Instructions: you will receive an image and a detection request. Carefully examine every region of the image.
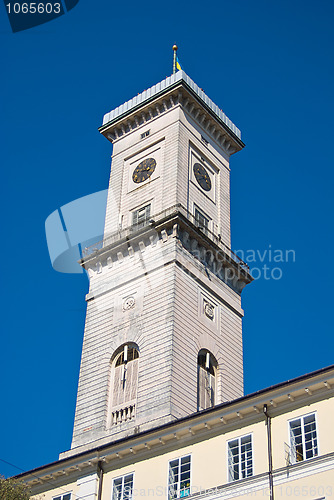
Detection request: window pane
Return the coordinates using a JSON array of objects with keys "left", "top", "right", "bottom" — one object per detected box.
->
[
  {"left": 180, "top": 487, "right": 190, "bottom": 498},
  {"left": 228, "top": 439, "right": 239, "bottom": 481},
  {"left": 169, "top": 459, "right": 179, "bottom": 481},
  {"left": 181, "top": 455, "right": 191, "bottom": 465},
  {"left": 241, "top": 435, "right": 252, "bottom": 478},
  {"left": 290, "top": 415, "right": 318, "bottom": 463},
  {"left": 168, "top": 486, "right": 178, "bottom": 500},
  {"left": 195, "top": 209, "right": 209, "bottom": 232},
  {"left": 168, "top": 459, "right": 179, "bottom": 500},
  {"left": 133, "top": 204, "right": 151, "bottom": 226},
  {"left": 303, "top": 415, "right": 318, "bottom": 459},
  {"left": 290, "top": 418, "right": 303, "bottom": 461},
  {"left": 168, "top": 456, "right": 191, "bottom": 499},
  {"left": 123, "top": 474, "right": 133, "bottom": 500},
  {"left": 180, "top": 456, "right": 191, "bottom": 499},
  {"left": 228, "top": 435, "right": 253, "bottom": 482},
  {"left": 197, "top": 353, "right": 215, "bottom": 411},
  {"left": 113, "top": 478, "right": 123, "bottom": 500},
  {"left": 168, "top": 483, "right": 178, "bottom": 500},
  {"left": 180, "top": 468, "right": 191, "bottom": 482},
  {"left": 63, "top": 495, "right": 71, "bottom": 500}
]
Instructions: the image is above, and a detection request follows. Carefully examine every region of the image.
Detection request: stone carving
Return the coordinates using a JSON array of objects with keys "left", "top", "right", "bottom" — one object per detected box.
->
[
  {"left": 204, "top": 300, "right": 214, "bottom": 320},
  {"left": 123, "top": 296, "right": 136, "bottom": 312}
]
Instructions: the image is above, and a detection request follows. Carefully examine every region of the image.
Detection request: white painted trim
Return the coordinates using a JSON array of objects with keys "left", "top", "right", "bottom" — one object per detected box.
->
[
  {"left": 52, "top": 493, "right": 72, "bottom": 500},
  {"left": 111, "top": 471, "right": 135, "bottom": 500},
  {"left": 287, "top": 410, "right": 319, "bottom": 464},
  {"left": 226, "top": 432, "right": 254, "bottom": 484},
  {"left": 166, "top": 453, "right": 192, "bottom": 500},
  {"left": 102, "top": 71, "right": 241, "bottom": 140}
]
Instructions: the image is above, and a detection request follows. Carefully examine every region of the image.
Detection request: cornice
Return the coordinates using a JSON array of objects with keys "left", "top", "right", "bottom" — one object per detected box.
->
[
  {"left": 80, "top": 205, "right": 252, "bottom": 298},
  {"left": 99, "top": 82, "right": 243, "bottom": 156},
  {"left": 20, "top": 366, "right": 334, "bottom": 490}
]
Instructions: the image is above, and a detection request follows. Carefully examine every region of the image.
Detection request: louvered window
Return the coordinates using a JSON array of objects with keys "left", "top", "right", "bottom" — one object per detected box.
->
[
  {"left": 289, "top": 413, "right": 318, "bottom": 463},
  {"left": 228, "top": 435, "right": 253, "bottom": 482},
  {"left": 112, "top": 346, "right": 139, "bottom": 408},
  {"left": 197, "top": 351, "right": 216, "bottom": 410}
]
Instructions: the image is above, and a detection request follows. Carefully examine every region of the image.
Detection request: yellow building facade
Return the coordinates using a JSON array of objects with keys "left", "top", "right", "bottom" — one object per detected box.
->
[{"left": 22, "top": 365, "right": 334, "bottom": 499}]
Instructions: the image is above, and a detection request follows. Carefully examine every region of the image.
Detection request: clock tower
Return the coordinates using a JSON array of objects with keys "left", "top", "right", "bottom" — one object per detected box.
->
[{"left": 65, "top": 70, "right": 252, "bottom": 457}]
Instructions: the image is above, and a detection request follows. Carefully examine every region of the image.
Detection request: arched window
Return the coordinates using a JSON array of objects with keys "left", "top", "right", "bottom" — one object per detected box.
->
[
  {"left": 110, "top": 344, "right": 139, "bottom": 424},
  {"left": 197, "top": 350, "right": 217, "bottom": 411}
]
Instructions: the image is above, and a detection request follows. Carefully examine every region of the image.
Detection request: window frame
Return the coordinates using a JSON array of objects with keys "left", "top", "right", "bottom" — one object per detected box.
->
[
  {"left": 194, "top": 205, "right": 210, "bottom": 235},
  {"left": 53, "top": 493, "right": 72, "bottom": 500},
  {"left": 108, "top": 344, "right": 140, "bottom": 427},
  {"left": 288, "top": 411, "right": 319, "bottom": 464},
  {"left": 226, "top": 433, "right": 253, "bottom": 483},
  {"left": 167, "top": 453, "right": 192, "bottom": 500},
  {"left": 131, "top": 203, "right": 151, "bottom": 227},
  {"left": 140, "top": 130, "right": 150, "bottom": 139},
  {"left": 110, "top": 345, "right": 139, "bottom": 405},
  {"left": 112, "top": 472, "right": 135, "bottom": 500},
  {"left": 197, "top": 350, "right": 217, "bottom": 411}
]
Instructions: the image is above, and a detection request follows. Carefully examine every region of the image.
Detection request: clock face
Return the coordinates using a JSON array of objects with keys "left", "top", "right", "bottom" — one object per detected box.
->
[
  {"left": 132, "top": 158, "right": 156, "bottom": 184},
  {"left": 193, "top": 163, "right": 212, "bottom": 191}
]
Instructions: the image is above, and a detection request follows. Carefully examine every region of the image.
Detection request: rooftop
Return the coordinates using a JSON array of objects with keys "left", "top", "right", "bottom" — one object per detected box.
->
[
  {"left": 101, "top": 70, "right": 241, "bottom": 140},
  {"left": 16, "top": 363, "right": 334, "bottom": 482}
]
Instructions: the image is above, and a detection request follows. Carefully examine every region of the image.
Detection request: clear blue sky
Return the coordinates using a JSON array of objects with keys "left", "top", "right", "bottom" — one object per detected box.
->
[{"left": 1, "top": 0, "right": 333, "bottom": 479}]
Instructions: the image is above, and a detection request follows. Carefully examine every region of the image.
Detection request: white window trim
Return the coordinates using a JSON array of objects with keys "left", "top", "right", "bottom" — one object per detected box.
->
[
  {"left": 197, "top": 350, "right": 217, "bottom": 411},
  {"left": 167, "top": 453, "right": 192, "bottom": 500},
  {"left": 288, "top": 411, "right": 319, "bottom": 464},
  {"left": 107, "top": 345, "right": 139, "bottom": 428},
  {"left": 129, "top": 200, "right": 154, "bottom": 227},
  {"left": 226, "top": 432, "right": 254, "bottom": 483},
  {"left": 52, "top": 493, "right": 72, "bottom": 500},
  {"left": 193, "top": 204, "right": 211, "bottom": 234},
  {"left": 112, "top": 471, "right": 135, "bottom": 500}
]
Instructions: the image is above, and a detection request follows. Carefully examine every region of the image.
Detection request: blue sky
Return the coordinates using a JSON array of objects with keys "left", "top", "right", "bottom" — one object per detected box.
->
[{"left": 1, "top": 0, "right": 334, "bottom": 479}]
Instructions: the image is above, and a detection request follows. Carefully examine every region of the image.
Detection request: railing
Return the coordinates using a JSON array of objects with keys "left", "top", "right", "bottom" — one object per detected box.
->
[
  {"left": 82, "top": 204, "right": 249, "bottom": 271},
  {"left": 110, "top": 403, "right": 136, "bottom": 425}
]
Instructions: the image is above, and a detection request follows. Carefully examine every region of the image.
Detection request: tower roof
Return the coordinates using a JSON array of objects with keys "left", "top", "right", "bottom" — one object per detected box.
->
[{"left": 100, "top": 70, "right": 242, "bottom": 141}]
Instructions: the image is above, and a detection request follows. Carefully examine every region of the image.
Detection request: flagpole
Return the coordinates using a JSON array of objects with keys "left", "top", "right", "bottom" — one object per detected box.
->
[{"left": 173, "top": 45, "right": 178, "bottom": 74}]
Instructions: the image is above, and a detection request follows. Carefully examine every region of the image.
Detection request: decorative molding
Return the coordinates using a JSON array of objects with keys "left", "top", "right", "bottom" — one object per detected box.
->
[
  {"left": 101, "top": 85, "right": 241, "bottom": 156},
  {"left": 24, "top": 377, "right": 334, "bottom": 494},
  {"left": 204, "top": 300, "right": 214, "bottom": 320},
  {"left": 122, "top": 296, "right": 135, "bottom": 312},
  {"left": 82, "top": 206, "right": 252, "bottom": 298},
  {"left": 102, "top": 92, "right": 180, "bottom": 144}
]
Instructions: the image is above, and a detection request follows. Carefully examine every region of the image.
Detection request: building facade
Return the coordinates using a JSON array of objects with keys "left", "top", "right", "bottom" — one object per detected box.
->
[{"left": 18, "top": 71, "right": 334, "bottom": 499}]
